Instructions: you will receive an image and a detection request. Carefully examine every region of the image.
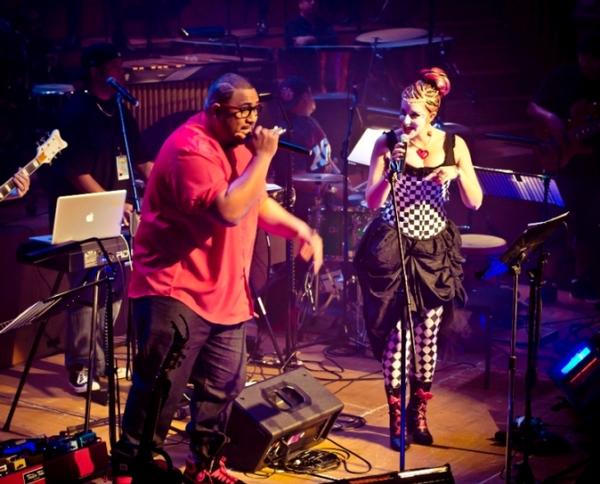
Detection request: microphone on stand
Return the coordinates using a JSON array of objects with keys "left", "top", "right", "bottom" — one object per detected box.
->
[
  {"left": 106, "top": 77, "right": 140, "bottom": 107},
  {"left": 389, "top": 133, "right": 409, "bottom": 174}
]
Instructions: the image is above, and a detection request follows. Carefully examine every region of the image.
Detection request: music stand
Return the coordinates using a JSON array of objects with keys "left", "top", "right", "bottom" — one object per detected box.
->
[
  {"left": 496, "top": 212, "right": 569, "bottom": 483},
  {"left": 2, "top": 278, "right": 109, "bottom": 432},
  {"left": 348, "top": 127, "right": 386, "bottom": 167},
  {"left": 474, "top": 166, "right": 565, "bottom": 213}
]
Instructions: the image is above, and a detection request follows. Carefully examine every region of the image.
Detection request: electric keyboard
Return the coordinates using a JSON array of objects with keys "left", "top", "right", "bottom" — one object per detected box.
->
[{"left": 17, "top": 236, "right": 130, "bottom": 273}]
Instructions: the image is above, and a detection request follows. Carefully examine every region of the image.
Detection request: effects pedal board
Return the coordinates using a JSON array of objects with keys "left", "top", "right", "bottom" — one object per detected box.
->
[{"left": 0, "top": 431, "right": 108, "bottom": 483}]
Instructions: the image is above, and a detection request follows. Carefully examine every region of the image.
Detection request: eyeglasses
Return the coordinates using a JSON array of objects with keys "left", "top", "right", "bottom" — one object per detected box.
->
[{"left": 221, "top": 104, "right": 264, "bottom": 119}]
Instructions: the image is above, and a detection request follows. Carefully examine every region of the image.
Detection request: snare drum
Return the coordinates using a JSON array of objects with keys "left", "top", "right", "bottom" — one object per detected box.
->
[{"left": 308, "top": 205, "right": 374, "bottom": 260}]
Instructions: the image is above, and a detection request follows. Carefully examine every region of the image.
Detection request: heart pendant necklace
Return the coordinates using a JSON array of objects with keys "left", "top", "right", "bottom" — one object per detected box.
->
[{"left": 416, "top": 148, "right": 429, "bottom": 159}]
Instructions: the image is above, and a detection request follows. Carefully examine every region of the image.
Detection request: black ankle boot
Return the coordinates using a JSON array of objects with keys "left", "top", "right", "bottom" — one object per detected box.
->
[
  {"left": 387, "top": 390, "right": 411, "bottom": 451},
  {"left": 407, "top": 382, "right": 434, "bottom": 445}
]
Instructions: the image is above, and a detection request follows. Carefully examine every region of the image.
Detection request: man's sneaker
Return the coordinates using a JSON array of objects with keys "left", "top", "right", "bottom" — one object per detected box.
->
[
  {"left": 68, "top": 368, "right": 100, "bottom": 393},
  {"left": 111, "top": 458, "right": 179, "bottom": 484},
  {"left": 183, "top": 456, "right": 245, "bottom": 484}
]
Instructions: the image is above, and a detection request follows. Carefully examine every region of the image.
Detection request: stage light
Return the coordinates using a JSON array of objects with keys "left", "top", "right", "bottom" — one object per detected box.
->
[
  {"left": 560, "top": 346, "right": 591, "bottom": 375},
  {"left": 550, "top": 335, "right": 600, "bottom": 417}
]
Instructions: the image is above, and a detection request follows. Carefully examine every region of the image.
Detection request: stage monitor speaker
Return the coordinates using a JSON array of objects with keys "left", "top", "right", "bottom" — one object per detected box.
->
[
  {"left": 333, "top": 464, "right": 455, "bottom": 483},
  {"left": 224, "top": 367, "right": 344, "bottom": 472}
]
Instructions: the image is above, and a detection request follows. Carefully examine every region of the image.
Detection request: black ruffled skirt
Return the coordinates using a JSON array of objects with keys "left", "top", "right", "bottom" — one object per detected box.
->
[{"left": 354, "top": 216, "right": 466, "bottom": 361}]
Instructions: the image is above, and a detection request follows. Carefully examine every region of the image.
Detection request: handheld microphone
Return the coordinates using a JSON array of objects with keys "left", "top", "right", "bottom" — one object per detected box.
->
[
  {"left": 258, "top": 92, "right": 273, "bottom": 102},
  {"left": 106, "top": 77, "right": 140, "bottom": 107},
  {"left": 390, "top": 133, "right": 409, "bottom": 173},
  {"left": 279, "top": 139, "right": 312, "bottom": 156},
  {"left": 244, "top": 132, "right": 312, "bottom": 156}
]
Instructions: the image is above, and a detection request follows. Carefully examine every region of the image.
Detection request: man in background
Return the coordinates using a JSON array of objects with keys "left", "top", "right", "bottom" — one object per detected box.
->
[{"left": 51, "top": 42, "right": 151, "bottom": 394}]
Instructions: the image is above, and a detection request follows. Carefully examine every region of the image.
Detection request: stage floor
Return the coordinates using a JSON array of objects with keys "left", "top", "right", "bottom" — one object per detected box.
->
[{"left": 0, "top": 289, "right": 598, "bottom": 483}]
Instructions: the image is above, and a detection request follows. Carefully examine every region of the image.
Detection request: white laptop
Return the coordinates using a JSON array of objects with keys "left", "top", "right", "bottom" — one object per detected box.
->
[{"left": 35, "top": 190, "right": 127, "bottom": 245}]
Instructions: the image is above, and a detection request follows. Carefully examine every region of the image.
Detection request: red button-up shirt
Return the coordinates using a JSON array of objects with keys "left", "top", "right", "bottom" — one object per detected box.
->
[{"left": 129, "top": 113, "right": 265, "bottom": 324}]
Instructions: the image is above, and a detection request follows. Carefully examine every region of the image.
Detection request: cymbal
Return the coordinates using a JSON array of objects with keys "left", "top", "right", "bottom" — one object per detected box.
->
[
  {"left": 292, "top": 173, "right": 344, "bottom": 183},
  {"left": 356, "top": 28, "right": 427, "bottom": 44}
]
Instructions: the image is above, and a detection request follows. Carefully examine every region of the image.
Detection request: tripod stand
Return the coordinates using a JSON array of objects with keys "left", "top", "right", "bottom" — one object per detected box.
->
[
  {"left": 2, "top": 273, "right": 114, "bottom": 435},
  {"left": 489, "top": 212, "right": 569, "bottom": 483}
]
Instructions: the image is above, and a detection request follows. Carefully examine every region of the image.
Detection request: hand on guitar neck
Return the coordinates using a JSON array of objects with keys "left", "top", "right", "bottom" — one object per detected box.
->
[{"left": 0, "top": 129, "right": 68, "bottom": 202}]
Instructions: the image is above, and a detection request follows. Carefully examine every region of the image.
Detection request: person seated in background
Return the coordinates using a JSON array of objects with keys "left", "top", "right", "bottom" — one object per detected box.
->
[
  {"left": 284, "top": 0, "right": 340, "bottom": 92},
  {"left": 527, "top": 32, "right": 600, "bottom": 301},
  {"left": 270, "top": 76, "right": 340, "bottom": 221},
  {"left": 284, "top": 0, "right": 337, "bottom": 47}
]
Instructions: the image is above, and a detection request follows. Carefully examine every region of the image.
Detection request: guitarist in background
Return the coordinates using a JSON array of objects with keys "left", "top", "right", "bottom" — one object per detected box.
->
[{"left": 528, "top": 32, "right": 600, "bottom": 302}]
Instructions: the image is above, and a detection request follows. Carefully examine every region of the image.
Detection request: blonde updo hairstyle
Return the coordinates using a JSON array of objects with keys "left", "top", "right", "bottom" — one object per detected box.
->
[{"left": 401, "top": 67, "right": 451, "bottom": 119}]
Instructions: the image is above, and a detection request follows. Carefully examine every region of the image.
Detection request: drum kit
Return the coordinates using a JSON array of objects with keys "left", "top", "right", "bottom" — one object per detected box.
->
[
  {"left": 288, "top": 171, "right": 371, "bottom": 349},
  {"left": 292, "top": 172, "right": 372, "bottom": 262}
]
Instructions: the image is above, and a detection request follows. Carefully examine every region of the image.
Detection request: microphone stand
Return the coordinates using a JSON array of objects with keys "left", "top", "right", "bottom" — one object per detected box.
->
[
  {"left": 339, "top": 88, "right": 359, "bottom": 347},
  {"left": 114, "top": 92, "right": 140, "bottom": 437},
  {"left": 273, "top": 96, "right": 299, "bottom": 371},
  {"left": 387, "top": 164, "right": 418, "bottom": 472},
  {"left": 114, "top": 93, "right": 141, "bottom": 219}
]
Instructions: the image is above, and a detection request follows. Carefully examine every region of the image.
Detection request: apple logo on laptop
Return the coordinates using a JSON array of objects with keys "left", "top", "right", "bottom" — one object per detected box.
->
[{"left": 85, "top": 212, "right": 94, "bottom": 223}]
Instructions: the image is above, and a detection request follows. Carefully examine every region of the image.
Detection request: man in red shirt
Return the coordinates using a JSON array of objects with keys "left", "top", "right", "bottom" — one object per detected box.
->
[{"left": 112, "top": 73, "right": 322, "bottom": 483}]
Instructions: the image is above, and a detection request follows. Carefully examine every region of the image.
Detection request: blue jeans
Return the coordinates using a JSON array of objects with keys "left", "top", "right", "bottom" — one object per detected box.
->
[
  {"left": 117, "top": 295, "right": 247, "bottom": 464},
  {"left": 65, "top": 266, "right": 123, "bottom": 377}
]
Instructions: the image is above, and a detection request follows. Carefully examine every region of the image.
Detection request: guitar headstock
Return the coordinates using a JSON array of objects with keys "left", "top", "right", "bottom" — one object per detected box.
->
[{"left": 36, "top": 129, "right": 68, "bottom": 165}]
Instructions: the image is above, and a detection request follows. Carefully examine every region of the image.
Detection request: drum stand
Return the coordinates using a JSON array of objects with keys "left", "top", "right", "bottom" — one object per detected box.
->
[{"left": 249, "top": 282, "right": 286, "bottom": 368}]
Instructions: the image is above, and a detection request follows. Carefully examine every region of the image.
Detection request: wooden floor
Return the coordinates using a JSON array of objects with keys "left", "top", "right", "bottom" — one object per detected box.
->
[{"left": 0, "top": 288, "right": 598, "bottom": 483}]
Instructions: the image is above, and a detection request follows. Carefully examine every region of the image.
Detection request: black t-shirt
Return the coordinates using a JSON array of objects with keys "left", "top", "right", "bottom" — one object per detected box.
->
[
  {"left": 49, "top": 90, "right": 147, "bottom": 222},
  {"left": 271, "top": 113, "right": 332, "bottom": 186}
]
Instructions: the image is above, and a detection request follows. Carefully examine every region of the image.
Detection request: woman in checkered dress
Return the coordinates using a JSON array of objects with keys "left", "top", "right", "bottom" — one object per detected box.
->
[{"left": 354, "top": 67, "right": 483, "bottom": 450}]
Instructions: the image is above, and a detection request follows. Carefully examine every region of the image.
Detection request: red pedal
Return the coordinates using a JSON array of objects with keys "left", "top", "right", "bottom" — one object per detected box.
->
[{"left": 43, "top": 441, "right": 108, "bottom": 483}]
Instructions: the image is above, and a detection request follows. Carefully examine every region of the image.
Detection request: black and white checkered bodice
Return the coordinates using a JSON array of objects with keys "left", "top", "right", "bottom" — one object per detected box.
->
[
  {"left": 380, "top": 165, "right": 451, "bottom": 240},
  {"left": 380, "top": 132, "right": 456, "bottom": 240}
]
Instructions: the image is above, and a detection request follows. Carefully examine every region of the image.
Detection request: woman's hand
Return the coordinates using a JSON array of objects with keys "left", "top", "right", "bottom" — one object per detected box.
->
[
  {"left": 390, "top": 141, "right": 408, "bottom": 170},
  {"left": 424, "top": 165, "right": 460, "bottom": 185}
]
